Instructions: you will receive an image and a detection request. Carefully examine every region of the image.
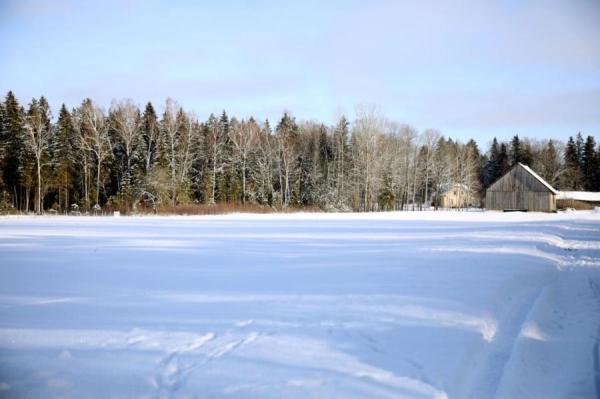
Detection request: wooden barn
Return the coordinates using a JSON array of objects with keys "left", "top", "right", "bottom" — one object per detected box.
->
[{"left": 485, "top": 163, "right": 557, "bottom": 212}]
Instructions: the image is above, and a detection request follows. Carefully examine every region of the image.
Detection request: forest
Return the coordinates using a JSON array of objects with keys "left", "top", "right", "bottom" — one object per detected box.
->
[{"left": 0, "top": 91, "right": 598, "bottom": 214}]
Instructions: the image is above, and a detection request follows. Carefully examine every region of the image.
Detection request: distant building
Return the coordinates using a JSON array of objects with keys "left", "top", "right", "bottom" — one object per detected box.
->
[
  {"left": 556, "top": 191, "right": 600, "bottom": 210},
  {"left": 436, "top": 183, "right": 475, "bottom": 209},
  {"left": 485, "top": 163, "right": 557, "bottom": 212}
]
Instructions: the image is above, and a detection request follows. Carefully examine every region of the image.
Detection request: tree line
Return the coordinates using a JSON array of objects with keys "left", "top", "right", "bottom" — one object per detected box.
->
[{"left": 0, "top": 91, "right": 598, "bottom": 214}]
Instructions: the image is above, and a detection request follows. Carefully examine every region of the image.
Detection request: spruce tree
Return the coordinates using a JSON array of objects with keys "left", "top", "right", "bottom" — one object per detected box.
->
[
  {"left": 0, "top": 100, "right": 6, "bottom": 194},
  {"left": 565, "top": 136, "right": 578, "bottom": 166},
  {"left": 333, "top": 116, "right": 350, "bottom": 203},
  {"left": 276, "top": 112, "right": 299, "bottom": 207},
  {"left": 217, "top": 111, "right": 234, "bottom": 202},
  {"left": 498, "top": 143, "right": 509, "bottom": 176},
  {"left": 582, "top": 136, "right": 598, "bottom": 191},
  {"left": 317, "top": 124, "right": 332, "bottom": 191},
  {"left": 140, "top": 102, "right": 159, "bottom": 175},
  {"left": 53, "top": 104, "right": 78, "bottom": 211},
  {"left": 510, "top": 135, "right": 532, "bottom": 165},
  {"left": 2, "top": 91, "right": 26, "bottom": 210},
  {"left": 575, "top": 132, "right": 584, "bottom": 167},
  {"left": 564, "top": 136, "right": 583, "bottom": 190},
  {"left": 483, "top": 137, "right": 500, "bottom": 187},
  {"left": 203, "top": 113, "right": 222, "bottom": 204}
]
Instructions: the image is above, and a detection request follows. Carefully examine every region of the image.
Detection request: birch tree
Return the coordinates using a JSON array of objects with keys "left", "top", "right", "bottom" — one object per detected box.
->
[
  {"left": 352, "top": 105, "right": 385, "bottom": 211},
  {"left": 255, "top": 120, "right": 275, "bottom": 204},
  {"left": 24, "top": 98, "right": 52, "bottom": 214},
  {"left": 275, "top": 113, "right": 298, "bottom": 207},
  {"left": 230, "top": 118, "right": 259, "bottom": 203},
  {"left": 161, "top": 98, "right": 181, "bottom": 206},
  {"left": 421, "top": 129, "right": 440, "bottom": 206},
  {"left": 204, "top": 113, "right": 225, "bottom": 204},
  {"left": 80, "top": 100, "right": 111, "bottom": 207},
  {"left": 176, "top": 110, "right": 199, "bottom": 199},
  {"left": 110, "top": 99, "right": 142, "bottom": 207},
  {"left": 332, "top": 116, "right": 350, "bottom": 205}
]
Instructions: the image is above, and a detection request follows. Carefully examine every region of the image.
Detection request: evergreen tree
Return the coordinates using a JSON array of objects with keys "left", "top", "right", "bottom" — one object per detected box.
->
[
  {"left": 582, "top": 136, "right": 598, "bottom": 191},
  {"left": 203, "top": 113, "right": 224, "bottom": 204},
  {"left": 575, "top": 132, "right": 585, "bottom": 167},
  {"left": 217, "top": 110, "right": 236, "bottom": 202},
  {"left": 510, "top": 135, "right": 521, "bottom": 165},
  {"left": 378, "top": 172, "right": 395, "bottom": 211},
  {"left": 483, "top": 137, "right": 500, "bottom": 187},
  {"left": 333, "top": 116, "right": 350, "bottom": 204},
  {"left": 38, "top": 96, "right": 52, "bottom": 130},
  {"left": 53, "top": 104, "right": 79, "bottom": 211},
  {"left": 276, "top": 112, "right": 299, "bottom": 207},
  {"left": 563, "top": 136, "right": 583, "bottom": 189},
  {"left": 509, "top": 135, "right": 532, "bottom": 165},
  {"left": 0, "top": 99, "right": 6, "bottom": 196},
  {"left": 317, "top": 124, "right": 333, "bottom": 197},
  {"left": 565, "top": 136, "right": 578, "bottom": 166},
  {"left": 140, "top": 102, "right": 159, "bottom": 175},
  {"left": 498, "top": 143, "right": 509, "bottom": 176},
  {"left": 293, "top": 139, "right": 315, "bottom": 207},
  {"left": 2, "top": 91, "right": 26, "bottom": 210}
]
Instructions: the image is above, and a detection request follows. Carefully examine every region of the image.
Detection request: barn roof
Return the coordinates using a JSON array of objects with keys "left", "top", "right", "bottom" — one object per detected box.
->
[{"left": 517, "top": 163, "right": 558, "bottom": 194}]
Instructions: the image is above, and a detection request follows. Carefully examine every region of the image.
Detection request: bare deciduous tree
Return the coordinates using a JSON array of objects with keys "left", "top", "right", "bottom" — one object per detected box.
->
[
  {"left": 80, "top": 100, "right": 111, "bottom": 207},
  {"left": 205, "top": 113, "right": 226, "bottom": 204},
  {"left": 110, "top": 99, "right": 141, "bottom": 175},
  {"left": 24, "top": 100, "right": 52, "bottom": 214},
  {"left": 352, "top": 104, "right": 385, "bottom": 211},
  {"left": 230, "top": 118, "right": 259, "bottom": 203},
  {"left": 161, "top": 98, "right": 181, "bottom": 206}
]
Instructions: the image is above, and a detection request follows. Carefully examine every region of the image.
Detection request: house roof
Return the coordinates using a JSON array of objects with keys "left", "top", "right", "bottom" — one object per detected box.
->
[
  {"left": 557, "top": 191, "right": 600, "bottom": 201},
  {"left": 438, "top": 183, "right": 469, "bottom": 195},
  {"left": 517, "top": 163, "right": 558, "bottom": 194}
]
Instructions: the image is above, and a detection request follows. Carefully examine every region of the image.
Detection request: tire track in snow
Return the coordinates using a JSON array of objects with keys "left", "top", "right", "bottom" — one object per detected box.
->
[
  {"left": 485, "top": 223, "right": 600, "bottom": 398},
  {"left": 430, "top": 221, "right": 598, "bottom": 398},
  {"left": 453, "top": 277, "right": 554, "bottom": 398},
  {"left": 153, "top": 330, "right": 261, "bottom": 399},
  {"left": 589, "top": 279, "right": 600, "bottom": 399},
  {"left": 595, "top": 340, "right": 600, "bottom": 399},
  {"left": 489, "top": 283, "right": 552, "bottom": 399},
  {"left": 153, "top": 332, "right": 216, "bottom": 398}
]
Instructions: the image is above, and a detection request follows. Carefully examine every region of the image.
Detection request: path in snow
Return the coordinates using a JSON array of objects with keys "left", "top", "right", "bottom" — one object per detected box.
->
[{"left": 0, "top": 212, "right": 599, "bottom": 398}]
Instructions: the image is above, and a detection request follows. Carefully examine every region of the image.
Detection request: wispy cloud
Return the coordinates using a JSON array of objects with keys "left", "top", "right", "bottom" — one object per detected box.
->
[{"left": 1, "top": 0, "right": 599, "bottom": 142}]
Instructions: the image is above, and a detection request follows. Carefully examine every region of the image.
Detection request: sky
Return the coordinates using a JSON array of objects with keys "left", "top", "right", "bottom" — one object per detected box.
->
[{"left": 1, "top": 0, "right": 599, "bottom": 145}]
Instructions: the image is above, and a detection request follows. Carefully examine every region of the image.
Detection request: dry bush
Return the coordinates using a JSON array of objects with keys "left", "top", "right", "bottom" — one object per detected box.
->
[{"left": 153, "top": 203, "right": 323, "bottom": 216}]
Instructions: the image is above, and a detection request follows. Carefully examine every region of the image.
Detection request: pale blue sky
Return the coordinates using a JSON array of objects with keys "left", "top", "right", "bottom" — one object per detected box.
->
[{"left": 1, "top": 0, "right": 599, "bottom": 144}]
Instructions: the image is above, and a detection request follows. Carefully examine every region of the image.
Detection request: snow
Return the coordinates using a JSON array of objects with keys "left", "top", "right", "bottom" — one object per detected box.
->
[
  {"left": 557, "top": 191, "right": 600, "bottom": 202},
  {"left": 0, "top": 212, "right": 599, "bottom": 398}
]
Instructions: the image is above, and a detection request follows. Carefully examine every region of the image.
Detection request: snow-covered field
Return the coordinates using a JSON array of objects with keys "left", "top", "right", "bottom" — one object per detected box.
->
[{"left": 1, "top": 211, "right": 600, "bottom": 399}]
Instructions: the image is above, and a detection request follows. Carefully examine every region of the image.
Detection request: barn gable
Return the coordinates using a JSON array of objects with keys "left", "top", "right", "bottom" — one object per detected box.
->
[
  {"left": 487, "top": 163, "right": 557, "bottom": 194},
  {"left": 485, "top": 163, "right": 557, "bottom": 212}
]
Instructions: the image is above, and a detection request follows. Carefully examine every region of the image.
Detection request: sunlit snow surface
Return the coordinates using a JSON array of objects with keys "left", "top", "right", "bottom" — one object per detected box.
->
[{"left": 1, "top": 211, "right": 599, "bottom": 399}]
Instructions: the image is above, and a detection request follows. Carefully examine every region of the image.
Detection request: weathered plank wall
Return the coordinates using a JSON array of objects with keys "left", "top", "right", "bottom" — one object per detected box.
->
[
  {"left": 440, "top": 186, "right": 474, "bottom": 208},
  {"left": 556, "top": 199, "right": 599, "bottom": 210},
  {"left": 485, "top": 164, "right": 556, "bottom": 212}
]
